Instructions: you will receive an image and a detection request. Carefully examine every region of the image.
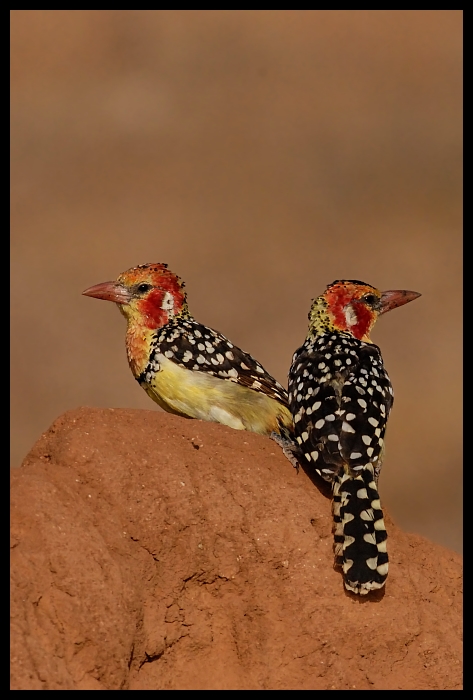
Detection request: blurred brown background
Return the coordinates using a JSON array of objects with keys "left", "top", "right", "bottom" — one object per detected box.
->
[{"left": 11, "top": 11, "right": 462, "bottom": 551}]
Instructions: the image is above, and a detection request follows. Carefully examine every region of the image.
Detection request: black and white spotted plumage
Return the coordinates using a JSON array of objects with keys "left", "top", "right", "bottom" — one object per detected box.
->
[
  {"left": 289, "top": 332, "right": 393, "bottom": 594},
  {"left": 138, "top": 316, "right": 289, "bottom": 409},
  {"left": 84, "top": 269, "right": 420, "bottom": 593},
  {"left": 290, "top": 333, "right": 393, "bottom": 479},
  {"left": 83, "top": 263, "right": 297, "bottom": 448},
  {"left": 132, "top": 314, "right": 295, "bottom": 446}
]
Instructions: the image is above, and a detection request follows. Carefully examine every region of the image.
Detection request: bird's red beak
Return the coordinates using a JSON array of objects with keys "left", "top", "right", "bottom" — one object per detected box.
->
[
  {"left": 379, "top": 289, "right": 421, "bottom": 315},
  {"left": 82, "top": 281, "right": 132, "bottom": 305}
]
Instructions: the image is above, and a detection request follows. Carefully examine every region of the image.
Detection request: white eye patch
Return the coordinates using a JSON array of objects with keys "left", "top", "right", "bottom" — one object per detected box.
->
[
  {"left": 344, "top": 304, "right": 358, "bottom": 327},
  {"left": 161, "top": 291, "right": 174, "bottom": 314}
]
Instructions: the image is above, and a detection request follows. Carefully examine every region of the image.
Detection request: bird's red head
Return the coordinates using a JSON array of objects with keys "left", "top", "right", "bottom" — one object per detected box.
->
[
  {"left": 309, "top": 279, "right": 421, "bottom": 341},
  {"left": 82, "top": 263, "right": 188, "bottom": 330}
]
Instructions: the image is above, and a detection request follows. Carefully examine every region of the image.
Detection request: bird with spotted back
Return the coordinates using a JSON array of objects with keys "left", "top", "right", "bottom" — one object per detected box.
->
[
  {"left": 288, "top": 280, "right": 420, "bottom": 595},
  {"left": 83, "top": 263, "right": 296, "bottom": 458}
]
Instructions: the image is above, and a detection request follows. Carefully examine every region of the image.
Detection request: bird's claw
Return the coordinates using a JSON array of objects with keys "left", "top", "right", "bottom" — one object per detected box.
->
[{"left": 270, "top": 432, "right": 301, "bottom": 472}]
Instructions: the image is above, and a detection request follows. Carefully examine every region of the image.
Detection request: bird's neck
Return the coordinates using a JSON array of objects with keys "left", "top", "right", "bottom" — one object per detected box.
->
[{"left": 123, "top": 307, "right": 190, "bottom": 378}]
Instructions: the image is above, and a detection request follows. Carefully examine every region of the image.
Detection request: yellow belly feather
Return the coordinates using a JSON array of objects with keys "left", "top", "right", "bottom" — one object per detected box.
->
[{"left": 141, "top": 355, "right": 291, "bottom": 436}]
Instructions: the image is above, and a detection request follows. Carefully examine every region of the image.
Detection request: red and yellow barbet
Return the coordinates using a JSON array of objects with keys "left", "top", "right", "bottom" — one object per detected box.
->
[
  {"left": 83, "top": 263, "right": 295, "bottom": 455},
  {"left": 288, "top": 280, "right": 421, "bottom": 595}
]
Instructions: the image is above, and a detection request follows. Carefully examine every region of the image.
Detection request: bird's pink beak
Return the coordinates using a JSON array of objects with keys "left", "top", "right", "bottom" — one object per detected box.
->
[
  {"left": 379, "top": 289, "right": 421, "bottom": 315},
  {"left": 82, "top": 281, "right": 132, "bottom": 305}
]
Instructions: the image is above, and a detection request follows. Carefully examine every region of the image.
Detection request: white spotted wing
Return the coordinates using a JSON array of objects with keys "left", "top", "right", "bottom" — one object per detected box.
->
[
  {"left": 288, "top": 333, "right": 394, "bottom": 479},
  {"left": 145, "top": 317, "right": 289, "bottom": 408}
]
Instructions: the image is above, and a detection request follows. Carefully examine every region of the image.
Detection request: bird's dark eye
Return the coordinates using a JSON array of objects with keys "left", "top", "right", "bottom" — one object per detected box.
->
[
  {"left": 362, "top": 294, "right": 376, "bottom": 305},
  {"left": 137, "top": 283, "right": 152, "bottom": 294}
]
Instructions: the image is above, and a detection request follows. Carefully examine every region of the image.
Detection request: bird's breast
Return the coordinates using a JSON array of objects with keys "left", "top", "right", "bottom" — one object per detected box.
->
[{"left": 125, "top": 326, "right": 157, "bottom": 378}]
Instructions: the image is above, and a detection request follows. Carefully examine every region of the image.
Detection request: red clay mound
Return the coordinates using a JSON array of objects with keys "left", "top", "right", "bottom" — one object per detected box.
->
[{"left": 10, "top": 408, "right": 462, "bottom": 690}]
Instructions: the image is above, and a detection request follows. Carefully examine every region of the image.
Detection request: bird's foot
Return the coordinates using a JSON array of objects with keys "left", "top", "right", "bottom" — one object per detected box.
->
[{"left": 270, "top": 432, "right": 301, "bottom": 472}]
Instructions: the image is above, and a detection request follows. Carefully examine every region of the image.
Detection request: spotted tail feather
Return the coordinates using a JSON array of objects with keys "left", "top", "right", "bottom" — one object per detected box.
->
[{"left": 332, "top": 465, "right": 388, "bottom": 595}]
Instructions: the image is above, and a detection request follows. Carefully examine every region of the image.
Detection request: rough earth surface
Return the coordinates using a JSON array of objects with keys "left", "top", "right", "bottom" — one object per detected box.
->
[{"left": 10, "top": 408, "right": 462, "bottom": 690}]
